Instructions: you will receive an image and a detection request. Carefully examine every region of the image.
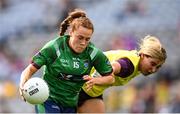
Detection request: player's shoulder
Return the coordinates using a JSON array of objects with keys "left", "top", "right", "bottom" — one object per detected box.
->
[
  {"left": 51, "top": 35, "right": 69, "bottom": 46},
  {"left": 86, "top": 42, "right": 105, "bottom": 61},
  {"left": 88, "top": 42, "right": 95, "bottom": 48},
  {"left": 87, "top": 42, "right": 98, "bottom": 52},
  {"left": 54, "top": 35, "right": 68, "bottom": 42}
]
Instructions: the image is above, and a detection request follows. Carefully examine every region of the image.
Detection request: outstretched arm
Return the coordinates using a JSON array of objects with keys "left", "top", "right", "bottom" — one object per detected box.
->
[
  {"left": 83, "top": 60, "right": 124, "bottom": 91},
  {"left": 83, "top": 74, "right": 114, "bottom": 91}
]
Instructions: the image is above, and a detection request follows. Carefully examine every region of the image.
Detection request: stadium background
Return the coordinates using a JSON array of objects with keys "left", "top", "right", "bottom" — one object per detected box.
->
[{"left": 0, "top": 0, "right": 180, "bottom": 113}]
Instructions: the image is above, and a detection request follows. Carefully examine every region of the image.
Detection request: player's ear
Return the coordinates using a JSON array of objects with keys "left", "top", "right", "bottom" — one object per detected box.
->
[
  {"left": 69, "top": 28, "right": 73, "bottom": 36},
  {"left": 69, "top": 30, "right": 72, "bottom": 36}
]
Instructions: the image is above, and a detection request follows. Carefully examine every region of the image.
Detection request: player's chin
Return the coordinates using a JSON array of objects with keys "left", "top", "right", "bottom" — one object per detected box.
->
[
  {"left": 75, "top": 48, "right": 85, "bottom": 53},
  {"left": 75, "top": 50, "right": 83, "bottom": 53},
  {"left": 142, "top": 72, "right": 151, "bottom": 76}
]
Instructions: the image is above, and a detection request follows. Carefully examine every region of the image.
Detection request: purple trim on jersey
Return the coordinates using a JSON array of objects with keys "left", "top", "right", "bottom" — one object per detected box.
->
[
  {"left": 116, "top": 58, "right": 134, "bottom": 78},
  {"left": 30, "top": 52, "right": 42, "bottom": 69},
  {"left": 100, "top": 69, "right": 113, "bottom": 77},
  {"left": 31, "top": 61, "right": 41, "bottom": 69}
]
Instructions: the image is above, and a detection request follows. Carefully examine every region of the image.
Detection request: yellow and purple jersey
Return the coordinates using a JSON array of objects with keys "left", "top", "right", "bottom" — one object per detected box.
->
[{"left": 82, "top": 50, "right": 141, "bottom": 97}]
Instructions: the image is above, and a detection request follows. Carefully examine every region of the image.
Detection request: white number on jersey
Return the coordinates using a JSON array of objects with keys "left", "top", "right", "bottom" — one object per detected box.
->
[{"left": 73, "top": 62, "right": 79, "bottom": 68}]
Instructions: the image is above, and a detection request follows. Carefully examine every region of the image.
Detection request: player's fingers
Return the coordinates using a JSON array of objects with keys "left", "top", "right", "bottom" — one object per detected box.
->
[
  {"left": 85, "top": 81, "right": 94, "bottom": 91},
  {"left": 19, "top": 88, "right": 26, "bottom": 102},
  {"left": 85, "top": 85, "right": 90, "bottom": 91},
  {"left": 21, "top": 94, "right": 26, "bottom": 102},
  {"left": 19, "top": 87, "right": 23, "bottom": 96},
  {"left": 86, "top": 85, "right": 93, "bottom": 91},
  {"left": 83, "top": 75, "right": 92, "bottom": 81}
]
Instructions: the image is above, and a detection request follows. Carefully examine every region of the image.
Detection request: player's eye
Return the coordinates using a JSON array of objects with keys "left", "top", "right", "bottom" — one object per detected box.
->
[
  {"left": 151, "top": 62, "right": 157, "bottom": 67},
  {"left": 85, "top": 38, "right": 90, "bottom": 42},
  {"left": 76, "top": 35, "right": 84, "bottom": 40}
]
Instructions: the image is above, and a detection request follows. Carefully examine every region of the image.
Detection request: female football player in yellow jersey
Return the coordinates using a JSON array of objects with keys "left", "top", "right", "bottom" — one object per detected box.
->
[{"left": 77, "top": 35, "right": 167, "bottom": 113}]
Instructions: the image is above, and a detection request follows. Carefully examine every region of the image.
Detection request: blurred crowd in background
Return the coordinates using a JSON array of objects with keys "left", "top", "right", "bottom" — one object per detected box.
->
[{"left": 0, "top": 0, "right": 180, "bottom": 113}]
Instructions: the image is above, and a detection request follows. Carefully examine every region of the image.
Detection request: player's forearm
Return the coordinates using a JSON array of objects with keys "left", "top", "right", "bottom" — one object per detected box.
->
[
  {"left": 95, "top": 75, "right": 115, "bottom": 85},
  {"left": 84, "top": 74, "right": 114, "bottom": 91},
  {"left": 20, "top": 64, "right": 38, "bottom": 88}
]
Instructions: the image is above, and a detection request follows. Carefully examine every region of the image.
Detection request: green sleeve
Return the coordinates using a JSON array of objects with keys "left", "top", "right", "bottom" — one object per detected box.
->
[
  {"left": 93, "top": 49, "right": 113, "bottom": 76},
  {"left": 31, "top": 39, "right": 57, "bottom": 68}
]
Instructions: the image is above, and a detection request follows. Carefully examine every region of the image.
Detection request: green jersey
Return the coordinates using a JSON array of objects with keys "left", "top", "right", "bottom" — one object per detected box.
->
[{"left": 31, "top": 35, "right": 112, "bottom": 107}]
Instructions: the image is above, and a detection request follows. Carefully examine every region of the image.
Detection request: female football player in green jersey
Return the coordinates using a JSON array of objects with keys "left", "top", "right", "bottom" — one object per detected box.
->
[
  {"left": 77, "top": 35, "right": 167, "bottom": 113},
  {"left": 19, "top": 9, "right": 114, "bottom": 113}
]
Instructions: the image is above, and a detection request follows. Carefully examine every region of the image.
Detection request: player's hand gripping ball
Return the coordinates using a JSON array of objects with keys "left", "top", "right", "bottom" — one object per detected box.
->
[{"left": 22, "top": 77, "right": 49, "bottom": 104}]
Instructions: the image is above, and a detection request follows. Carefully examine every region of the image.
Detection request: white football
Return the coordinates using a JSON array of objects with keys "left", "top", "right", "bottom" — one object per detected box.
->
[{"left": 23, "top": 77, "right": 49, "bottom": 104}]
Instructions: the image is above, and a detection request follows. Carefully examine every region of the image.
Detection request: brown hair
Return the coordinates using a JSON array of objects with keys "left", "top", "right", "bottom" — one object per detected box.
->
[{"left": 59, "top": 9, "right": 94, "bottom": 36}]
